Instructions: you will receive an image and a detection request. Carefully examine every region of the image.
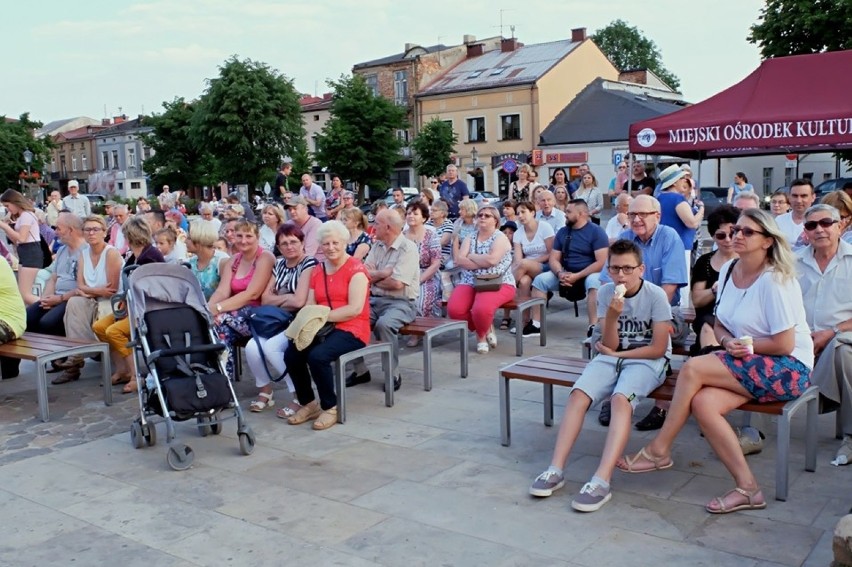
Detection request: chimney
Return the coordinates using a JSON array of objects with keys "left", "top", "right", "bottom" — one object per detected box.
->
[
  {"left": 571, "top": 27, "right": 587, "bottom": 42},
  {"left": 113, "top": 115, "right": 126, "bottom": 124},
  {"left": 323, "top": 92, "right": 333, "bottom": 100},
  {"left": 501, "top": 38, "right": 519, "bottom": 53},
  {"left": 404, "top": 43, "right": 415, "bottom": 51},
  {"left": 467, "top": 43, "right": 484, "bottom": 58},
  {"left": 101, "top": 118, "right": 111, "bottom": 126},
  {"left": 463, "top": 34, "right": 476, "bottom": 44}
]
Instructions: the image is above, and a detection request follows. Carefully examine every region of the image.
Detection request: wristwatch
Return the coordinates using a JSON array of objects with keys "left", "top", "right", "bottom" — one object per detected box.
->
[
  {"left": 216, "top": 303, "right": 222, "bottom": 313},
  {"left": 833, "top": 326, "right": 842, "bottom": 335}
]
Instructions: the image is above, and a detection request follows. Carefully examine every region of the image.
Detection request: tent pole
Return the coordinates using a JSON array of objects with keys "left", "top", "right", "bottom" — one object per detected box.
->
[{"left": 627, "top": 153, "right": 634, "bottom": 194}]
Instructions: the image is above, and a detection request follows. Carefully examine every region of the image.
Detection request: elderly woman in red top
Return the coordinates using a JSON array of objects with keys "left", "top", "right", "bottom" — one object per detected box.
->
[
  {"left": 208, "top": 220, "right": 275, "bottom": 379},
  {"left": 284, "top": 220, "right": 370, "bottom": 431}
]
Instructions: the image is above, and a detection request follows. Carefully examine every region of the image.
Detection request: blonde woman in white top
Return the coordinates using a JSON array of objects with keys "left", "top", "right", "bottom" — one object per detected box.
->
[{"left": 573, "top": 172, "right": 605, "bottom": 224}]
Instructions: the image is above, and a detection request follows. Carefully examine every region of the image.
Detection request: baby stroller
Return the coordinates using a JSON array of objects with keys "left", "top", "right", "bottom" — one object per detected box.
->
[{"left": 120, "top": 263, "right": 256, "bottom": 470}]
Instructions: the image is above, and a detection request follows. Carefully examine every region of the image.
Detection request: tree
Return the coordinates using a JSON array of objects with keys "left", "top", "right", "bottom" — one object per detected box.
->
[
  {"left": 412, "top": 118, "right": 457, "bottom": 179},
  {"left": 192, "top": 56, "right": 308, "bottom": 192},
  {"left": 142, "top": 98, "right": 219, "bottom": 191},
  {"left": 592, "top": 20, "right": 681, "bottom": 91},
  {"left": 748, "top": 0, "right": 852, "bottom": 58},
  {"left": 314, "top": 75, "right": 408, "bottom": 200},
  {"left": 0, "top": 113, "right": 53, "bottom": 193}
]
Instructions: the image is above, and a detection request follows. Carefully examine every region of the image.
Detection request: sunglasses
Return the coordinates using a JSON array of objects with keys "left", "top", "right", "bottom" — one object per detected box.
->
[
  {"left": 731, "top": 225, "right": 767, "bottom": 238},
  {"left": 803, "top": 218, "right": 839, "bottom": 231},
  {"left": 713, "top": 230, "right": 733, "bottom": 241},
  {"left": 477, "top": 213, "right": 495, "bottom": 219}
]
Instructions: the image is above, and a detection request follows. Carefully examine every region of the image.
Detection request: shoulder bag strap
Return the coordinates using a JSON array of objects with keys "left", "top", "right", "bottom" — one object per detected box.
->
[{"left": 713, "top": 258, "right": 738, "bottom": 312}]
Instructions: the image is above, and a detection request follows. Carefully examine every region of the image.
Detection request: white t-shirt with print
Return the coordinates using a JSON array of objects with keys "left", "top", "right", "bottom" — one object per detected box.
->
[
  {"left": 594, "top": 280, "right": 673, "bottom": 359},
  {"left": 512, "top": 220, "right": 554, "bottom": 259}
]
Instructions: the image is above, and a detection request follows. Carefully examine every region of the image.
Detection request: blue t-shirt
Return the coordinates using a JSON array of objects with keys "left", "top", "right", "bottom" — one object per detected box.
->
[
  {"left": 658, "top": 191, "right": 696, "bottom": 250},
  {"left": 553, "top": 222, "right": 609, "bottom": 273},
  {"left": 439, "top": 180, "right": 469, "bottom": 217},
  {"left": 601, "top": 224, "right": 687, "bottom": 306}
]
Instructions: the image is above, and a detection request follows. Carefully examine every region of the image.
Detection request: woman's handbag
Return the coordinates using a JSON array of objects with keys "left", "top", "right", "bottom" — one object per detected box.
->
[
  {"left": 473, "top": 273, "right": 502, "bottom": 292},
  {"left": 248, "top": 306, "right": 294, "bottom": 339}
]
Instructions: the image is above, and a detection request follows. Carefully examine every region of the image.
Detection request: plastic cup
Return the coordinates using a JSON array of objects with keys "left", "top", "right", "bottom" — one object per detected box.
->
[{"left": 739, "top": 335, "right": 754, "bottom": 355}]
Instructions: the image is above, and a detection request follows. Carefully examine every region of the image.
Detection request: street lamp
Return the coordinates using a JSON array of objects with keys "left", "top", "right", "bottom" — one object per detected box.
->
[
  {"left": 23, "top": 148, "right": 33, "bottom": 176},
  {"left": 470, "top": 147, "right": 479, "bottom": 169}
]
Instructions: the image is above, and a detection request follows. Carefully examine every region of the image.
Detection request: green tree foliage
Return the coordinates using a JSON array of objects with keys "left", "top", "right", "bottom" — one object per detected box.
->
[
  {"left": 192, "top": 56, "right": 308, "bottom": 191},
  {"left": 748, "top": 0, "right": 852, "bottom": 58},
  {"left": 314, "top": 75, "right": 408, "bottom": 200},
  {"left": 592, "top": 20, "right": 681, "bottom": 91},
  {"left": 412, "top": 118, "right": 457, "bottom": 179},
  {"left": 142, "top": 98, "right": 218, "bottom": 191},
  {"left": 0, "top": 113, "right": 53, "bottom": 191}
]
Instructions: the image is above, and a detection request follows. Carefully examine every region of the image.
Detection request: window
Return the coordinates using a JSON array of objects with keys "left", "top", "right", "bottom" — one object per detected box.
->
[
  {"left": 490, "top": 67, "right": 508, "bottom": 76},
  {"left": 784, "top": 166, "right": 795, "bottom": 187},
  {"left": 142, "top": 146, "right": 153, "bottom": 160},
  {"left": 364, "top": 74, "right": 378, "bottom": 96},
  {"left": 118, "top": 182, "right": 124, "bottom": 191},
  {"left": 130, "top": 181, "right": 141, "bottom": 189},
  {"left": 111, "top": 150, "right": 119, "bottom": 170},
  {"left": 71, "top": 155, "right": 77, "bottom": 172},
  {"left": 60, "top": 155, "right": 67, "bottom": 176},
  {"left": 127, "top": 147, "right": 136, "bottom": 168},
  {"left": 442, "top": 119, "right": 453, "bottom": 130},
  {"left": 467, "top": 117, "right": 486, "bottom": 142},
  {"left": 500, "top": 114, "right": 521, "bottom": 140},
  {"left": 311, "top": 134, "right": 319, "bottom": 152},
  {"left": 81, "top": 153, "right": 87, "bottom": 171},
  {"left": 102, "top": 151, "right": 109, "bottom": 170},
  {"left": 396, "top": 129, "right": 410, "bottom": 145},
  {"left": 467, "top": 70, "right": 484, "bottom": 79},
  {"left": 51, "top": 158, "right": 56, "bottom": 173},
  {"left": 393, "top": 70, "right": 408, "bottom": 105},
  {"left": 313, "top": 114, "right": 320, "bottom": 121},
  {"left": 762, "top": 167, "right": 773, "bottom": 194},
  {"left": 389, "top": 169, "right": 411, "bottom": 188}
]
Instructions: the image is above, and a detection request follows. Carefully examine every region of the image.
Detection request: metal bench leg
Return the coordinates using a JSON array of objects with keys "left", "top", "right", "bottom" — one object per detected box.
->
[
  {"left": 460, "top": 328, "right": 468, "bottom": 378},
  {"left": 540, "top": 303, "right": 547, "bottom": 348},
  {"left": 335, "top": 359, "right": 346, "bottom": 424},
  {"left": 543, "top": 383, "right": 554, "bottom": 426},
  {"left": 36, "top": 364, "right": 49, "bottom": 422},
  {"left": 805, "top": 395, "right": 818, "bottom": 473},
  {"left": 500, "top": 374, "right": 511, "bottom": 446},
  {"left": 423, "top": 335, "right": 432, "bottom": 392},
  {"left": 100, "top": 346, "right": 113, "bottom": 407},
  {"left": 383, "top": 348, "right": 393, "bottom": 408},
  {"left": 514, "top": 305, "right": 523, "bottom": 357},
  {"left": 775, "top": 410, "right": 791, "bottom": 502}
]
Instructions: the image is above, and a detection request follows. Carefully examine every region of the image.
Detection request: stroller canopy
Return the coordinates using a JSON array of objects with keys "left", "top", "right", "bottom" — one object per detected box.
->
[{"left": 126, "top": 263, "right": 211, "bottom": 323}]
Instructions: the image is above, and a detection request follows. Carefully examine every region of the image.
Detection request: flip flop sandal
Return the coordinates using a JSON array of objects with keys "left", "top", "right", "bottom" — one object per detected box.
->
[
  {"left": 617, "top": 447, "right": 673, "bottom": 473},
  {"left": 706, "top": 487, "right": 766, "bottom": 514},
  {"left": 249, "top": 392, "right": 275, "bottom": 412},
  {"left": 499, "top": 318, "right": 512, "bottom": 330}
]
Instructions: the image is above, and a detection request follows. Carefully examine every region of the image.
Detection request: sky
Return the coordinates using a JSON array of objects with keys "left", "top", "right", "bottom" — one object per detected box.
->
[{"left": 0, "top": 0, "right": 767, "bottom": 124}]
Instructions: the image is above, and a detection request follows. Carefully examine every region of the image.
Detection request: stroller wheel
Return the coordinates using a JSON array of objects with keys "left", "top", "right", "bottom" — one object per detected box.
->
[
  {"left": 166, "top": 444, "right": 194, "bottom": 471},
  {"left": 210, "top": 413, "right": 222, "bottom": 435},
  {"left": 196, "top": 416, "right": 212, "bottom": 437},
  {"left": 238, "top": 428, "right": 256, "bottom": 456},
  {"left": 144, "top": 422, "right": 157, "bottom": 447},
  {"left": 130, "top": 420, "right": 144, "bottom": 449}
]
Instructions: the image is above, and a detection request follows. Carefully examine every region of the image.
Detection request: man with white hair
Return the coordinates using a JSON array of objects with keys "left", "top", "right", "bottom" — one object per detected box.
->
[
  {"left": 300, "top": 174, "right": 328, "bottom": 221},
  {"left": 199, "top": 202, "right": 222, "bottom": 232},
  {"left": 605, "top": 194, "right": 632, "bottom": 242},
  {"left": 62, "top": 180, "right": 91, "bottom": 217},
  {"left": 796, "top": 203, "right": 852, "bottom": 464},
  {"left": 536, "top": 189, "right": 567, "bottom": 232},
  {"left": 107, "top": 205, "right": 130, "bottom": 255},
  {"left": 347, "top": 209, "right": 419, "bottom": 392},
  {"left": 158, "top": 184, "right": 176, "bottom": 210},
  {"left": 733, "top": 191, "right": 761, "bottom": 211}
]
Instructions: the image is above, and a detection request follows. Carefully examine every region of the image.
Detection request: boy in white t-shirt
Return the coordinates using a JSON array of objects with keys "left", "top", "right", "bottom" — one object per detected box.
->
[{"left": 529, "top": 239, "right": 672, "bottom": 512}]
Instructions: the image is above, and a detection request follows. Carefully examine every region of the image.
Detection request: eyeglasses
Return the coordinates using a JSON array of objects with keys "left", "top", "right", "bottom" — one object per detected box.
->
[
  {"left": 430, "top": 181, "right": 438, "bottom": 185},
  {"left": 714, "top": 230, "right": 733, "bottom": 241},
  {"left": 278, "top": 240, "right": 301, "bottom": 248},
  {"left": 607, "top": 265, "right": 639, "bottom": 275},
  {"left": 477, "top": 213, "right": 495, "bottom": 219},
  {"left": 731, "top": 225, "right": 767, "bottom": 238},
  {"left": 627, "top": 211, "right": 657, "bottom": 219},
  {"left": 82, "top": 227, "right": 103, "bottom": 233},
  {"left": 803, "top": 218, "right": 839, "bottom": 231}
]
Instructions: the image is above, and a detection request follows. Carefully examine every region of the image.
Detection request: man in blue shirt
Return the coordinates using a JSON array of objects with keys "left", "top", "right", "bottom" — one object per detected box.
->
[
  {"left": 438, "top": 164, "right": 469, "bottom": 219},
  {"left": 598, "top": 194, "right": 688, "bottom": 431},
  {"left": 524, "top": 200, "right": 608, "bottom": 336}
]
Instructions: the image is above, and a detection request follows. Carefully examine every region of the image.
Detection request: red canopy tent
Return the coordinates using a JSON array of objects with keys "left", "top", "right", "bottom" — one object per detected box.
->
[{"left": 629, "top": 50, "right": 852, "bottom": 159}]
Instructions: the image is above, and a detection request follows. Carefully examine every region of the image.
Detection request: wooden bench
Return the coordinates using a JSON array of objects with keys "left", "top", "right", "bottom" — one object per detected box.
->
[
  {"left": 583, "top": 335, "right": 695, "bottom": 360},
  {"left": 0, "top": 332, "right": 112, "bottom": 422},
  {"left": 333, "top": 342, "right": 394, "bottom": 424},
  {"left": 504, "top": 298, "right": 547, "bottom": 356},
  {"left": 397, "top": 318, "right": 468, "bottom": 391},
  {"left": 498, "top": 354, "right": 819, "bottom": 501}
]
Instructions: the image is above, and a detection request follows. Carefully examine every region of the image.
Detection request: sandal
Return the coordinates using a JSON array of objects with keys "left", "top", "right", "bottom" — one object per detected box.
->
[
  {"left": 275, "top": 400, "right": 302, "bottom": 419},
  {"left": 287, "top": 401, "right": 321, "bottom": 425},
  {"left": 616, "top": 447, "right": 673, "bottom": 473},
  {"left": 312, "top": 407, "right": 338, "bottom": 430},
  {"left": 249, "top": 391, "right": 275, "bottom": 413},
  {"left": 706, "top": 487, "right": 766, "bottom": 514},
  {"left": 499, "top": 318, "right": 512, "bottom": 331},
  {"left": 111, "top": 372, "right": 132, "bottom": 385}
]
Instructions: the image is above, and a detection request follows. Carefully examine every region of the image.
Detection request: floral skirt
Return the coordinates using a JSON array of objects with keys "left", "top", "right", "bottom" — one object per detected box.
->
[{"left": 715, "top": 352, "right": 811, "bottom": 402}]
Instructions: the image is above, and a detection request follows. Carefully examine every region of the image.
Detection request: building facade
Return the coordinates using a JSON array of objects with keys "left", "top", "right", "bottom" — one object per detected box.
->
[
  {"left": 89, "top": 116, "right": 153, "bottom": 198},
  {"left": 300, "top": 93, "right": 333, "bottom": 190},
  {"left": 416, "top": 30, "right": 619, "bottom": 197},
  {"left": 49, "top": 123, "right": 109, "bottom": 194}
]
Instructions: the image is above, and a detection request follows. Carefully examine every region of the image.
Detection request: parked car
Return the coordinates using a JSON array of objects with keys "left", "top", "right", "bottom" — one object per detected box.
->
[
  {"left": 815, "top": 177, "right": 852, "bottom": 198},
  {"left": 699, "top": 187, "right": 727, "bottom": 216},
  {"left": 84, "top": 193, "right": 106, "bottom": 205},
  {"left": 469, "top": 191, "right": 502, "bottom": 210}
]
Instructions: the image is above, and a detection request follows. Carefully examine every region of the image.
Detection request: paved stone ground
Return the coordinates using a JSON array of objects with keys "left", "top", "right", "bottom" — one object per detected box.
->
[{"left": 0, "top": 295, "right": 849, "bottom": 566}]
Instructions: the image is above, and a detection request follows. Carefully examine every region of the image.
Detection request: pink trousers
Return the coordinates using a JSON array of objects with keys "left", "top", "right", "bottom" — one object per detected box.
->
[{"left": 447, "top": 283, "right": 516, "bottom": 338}]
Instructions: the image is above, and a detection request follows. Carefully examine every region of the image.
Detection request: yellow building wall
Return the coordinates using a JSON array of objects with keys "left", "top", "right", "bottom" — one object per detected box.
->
[{"left": 536, "top": 40, "right": 619, "bottom": 133}]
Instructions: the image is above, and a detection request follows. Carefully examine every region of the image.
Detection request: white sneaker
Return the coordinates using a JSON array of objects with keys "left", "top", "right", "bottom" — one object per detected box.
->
[
  {"left": 476, "top": 342, "right": 489, "bottom": 354},
  {"left": 486, "top": 326, "right": 497, "bottom": 348},
  {"left": 509, "top": 326, "right": 517, "bottom": 335}
]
